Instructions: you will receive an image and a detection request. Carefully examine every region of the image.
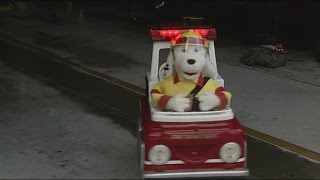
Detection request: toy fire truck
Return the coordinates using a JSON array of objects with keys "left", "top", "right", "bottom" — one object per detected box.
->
[{"left": 138, "top": 27, "right": 249, "bottom": 179}]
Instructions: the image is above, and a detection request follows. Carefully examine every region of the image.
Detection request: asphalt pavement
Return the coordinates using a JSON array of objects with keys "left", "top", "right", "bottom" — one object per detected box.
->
[{"left": 0, "top": 60, "right": 140, "bottom": 179}]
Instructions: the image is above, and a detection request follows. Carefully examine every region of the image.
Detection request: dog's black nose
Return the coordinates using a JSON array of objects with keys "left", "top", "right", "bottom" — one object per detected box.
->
[{"left": 187, "top": 59, "right": 196, "bottom": 65}]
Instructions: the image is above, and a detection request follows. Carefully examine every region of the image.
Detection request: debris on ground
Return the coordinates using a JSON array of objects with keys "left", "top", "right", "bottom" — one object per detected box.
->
[{"left": 240, "top": 44, "right": 287, "bottom": 68}]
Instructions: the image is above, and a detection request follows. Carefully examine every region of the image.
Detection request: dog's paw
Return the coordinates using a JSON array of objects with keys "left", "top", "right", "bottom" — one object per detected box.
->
[
  {"left": 166, "top": 93, "right": 191, "bottom": 112},
  {"left": 198, "top": 92, "right": 220, "bottom": 111}
]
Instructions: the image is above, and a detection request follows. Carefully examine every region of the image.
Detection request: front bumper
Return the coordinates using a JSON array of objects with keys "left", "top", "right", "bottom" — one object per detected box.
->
[{"left": 143, "top": 168, "right": 249, "bottom": 179}]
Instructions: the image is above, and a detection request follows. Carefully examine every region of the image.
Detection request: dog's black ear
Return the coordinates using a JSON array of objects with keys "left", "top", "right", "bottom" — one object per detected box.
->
[{"left": 164, "top": 63, "right": 169, "bottom": 71}]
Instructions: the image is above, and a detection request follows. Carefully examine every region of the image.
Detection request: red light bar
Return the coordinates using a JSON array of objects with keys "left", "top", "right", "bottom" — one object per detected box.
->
[{"left": 150, "top": 28, "right": 216, "bottom": 41}]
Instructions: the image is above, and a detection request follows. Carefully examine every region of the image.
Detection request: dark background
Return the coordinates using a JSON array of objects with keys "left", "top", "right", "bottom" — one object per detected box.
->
[
  {"left": 4, "top": 0, "right": 320, "bottom": 59},
  {"left": 131, "top": 0, "right": 320, "bottom": 50}
]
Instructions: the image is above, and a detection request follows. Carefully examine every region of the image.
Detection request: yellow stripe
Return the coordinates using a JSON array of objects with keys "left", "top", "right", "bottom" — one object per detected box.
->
[{"left": 244, "top": 127, "right": 320, "bottom": 162}]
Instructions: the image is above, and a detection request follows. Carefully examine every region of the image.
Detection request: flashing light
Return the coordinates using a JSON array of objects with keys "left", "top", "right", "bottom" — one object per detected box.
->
[{"left": 150, "top": 28, "right": 216, "bottom": 40}]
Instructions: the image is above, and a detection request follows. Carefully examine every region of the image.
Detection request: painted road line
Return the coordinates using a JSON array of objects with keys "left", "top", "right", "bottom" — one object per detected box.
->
[
  {"left": 244, "top": 127, "right": 320, "bottom": 163},
  {"left": 0, "top": 33, "right": 319, "bottom": 163}
]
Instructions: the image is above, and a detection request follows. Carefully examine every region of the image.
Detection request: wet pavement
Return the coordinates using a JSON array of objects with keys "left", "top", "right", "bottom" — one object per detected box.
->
[{"left": 0, "top": 61, "right": 139, "bottom": 179}]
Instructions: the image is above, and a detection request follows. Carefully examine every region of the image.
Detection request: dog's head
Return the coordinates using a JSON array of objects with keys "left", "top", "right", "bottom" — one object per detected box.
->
[
  {"left": 172, "top": 45, "right": 208, "bottom": 80},
  {"left": 171, "top": 30, "right": 209, "bottom": 80}
]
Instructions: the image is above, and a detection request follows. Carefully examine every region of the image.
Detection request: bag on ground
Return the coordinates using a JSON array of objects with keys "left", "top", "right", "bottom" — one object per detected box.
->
[{"left": 240, "top": 44, "right": 286, "bottom": 68}]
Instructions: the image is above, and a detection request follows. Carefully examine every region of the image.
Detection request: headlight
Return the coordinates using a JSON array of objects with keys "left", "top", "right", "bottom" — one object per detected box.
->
[
  {"left": 148, "top": 145, "right": 171, "bottom": 165},
  {"left": 219, "top": 142, "right": 241, "bottom": 163}
]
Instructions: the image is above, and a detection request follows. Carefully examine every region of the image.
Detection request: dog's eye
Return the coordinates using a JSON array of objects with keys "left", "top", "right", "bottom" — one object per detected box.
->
[
  {"left": 182, "top": 48, "right": 186, "bottom": 52},
  {"left": 194, "top": 48, "right": 199, "bottom": 52}
]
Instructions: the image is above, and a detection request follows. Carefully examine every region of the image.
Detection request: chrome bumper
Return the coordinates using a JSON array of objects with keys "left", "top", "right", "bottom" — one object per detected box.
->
[{"left": 143, "top": 169, "right": 249, "bottom": 179}]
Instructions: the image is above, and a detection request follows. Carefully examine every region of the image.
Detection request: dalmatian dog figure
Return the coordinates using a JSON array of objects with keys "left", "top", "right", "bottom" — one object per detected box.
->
[{"left": 151, "top": 30, "right": 232, "bottom": 112}]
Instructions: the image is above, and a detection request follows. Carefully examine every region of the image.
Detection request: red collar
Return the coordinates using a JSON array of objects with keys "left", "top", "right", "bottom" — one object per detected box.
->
[{"left": 173, "top": 74, "right": 205, "bottom": 87}]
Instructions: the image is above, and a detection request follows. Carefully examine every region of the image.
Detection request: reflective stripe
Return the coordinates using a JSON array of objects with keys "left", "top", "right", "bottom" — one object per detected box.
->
[
  {"left": 145, "top": 160, "right": 184, "bottom": 165},
  {"left": 144, "top": 157, "right": 245, "bottom": 165},
  {"left": 205, "top": 157, "right": 246, "bottom": 163}
]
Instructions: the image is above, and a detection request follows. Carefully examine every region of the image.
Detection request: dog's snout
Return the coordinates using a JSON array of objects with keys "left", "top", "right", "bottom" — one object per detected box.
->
[{"left": 187, "top": 59, "right": 196, "bottom": 65}]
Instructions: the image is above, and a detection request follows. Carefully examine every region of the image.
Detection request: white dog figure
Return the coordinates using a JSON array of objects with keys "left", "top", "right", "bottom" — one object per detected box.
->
[{"left": 151, "top": 30, "right": 231, "bottom": 112}]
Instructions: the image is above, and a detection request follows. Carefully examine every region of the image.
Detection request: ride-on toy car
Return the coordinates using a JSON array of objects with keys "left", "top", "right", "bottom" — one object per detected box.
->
[{"left": 138, "top": 26, "right": 249, "bottom": 179}]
